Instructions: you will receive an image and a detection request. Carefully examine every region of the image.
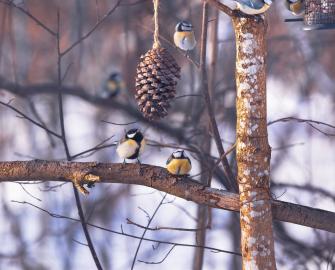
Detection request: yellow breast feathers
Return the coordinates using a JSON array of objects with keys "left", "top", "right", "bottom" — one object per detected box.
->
[{"left": 166, "top": 158, "right": 191, "bottom": 176}]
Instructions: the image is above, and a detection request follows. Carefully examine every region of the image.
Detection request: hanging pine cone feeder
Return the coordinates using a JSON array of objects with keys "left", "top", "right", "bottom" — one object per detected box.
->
[
  {"left": 134, "top": 0, "right": 181, "bottom": 121},
  {"left": 135, "top": 47, "right": 180, "bottom": 120}
]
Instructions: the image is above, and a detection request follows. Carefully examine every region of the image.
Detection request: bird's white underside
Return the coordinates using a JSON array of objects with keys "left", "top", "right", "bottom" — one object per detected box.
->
[{"left": 116, "top": 142, "right": 138, "bottom": 159}]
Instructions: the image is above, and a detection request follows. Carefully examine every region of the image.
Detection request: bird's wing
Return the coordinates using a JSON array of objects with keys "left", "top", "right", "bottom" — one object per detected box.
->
[
  {"left": 186, "top": 157, "right": 192, "bottom": 166},
  {"left": 166, "top": 155, "right": 173, "bottom": 165}
]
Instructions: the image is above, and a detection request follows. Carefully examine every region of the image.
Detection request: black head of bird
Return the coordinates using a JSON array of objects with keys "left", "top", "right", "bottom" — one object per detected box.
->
[{"left": 125, "top": 128, "right": 144, "bottom": 144}]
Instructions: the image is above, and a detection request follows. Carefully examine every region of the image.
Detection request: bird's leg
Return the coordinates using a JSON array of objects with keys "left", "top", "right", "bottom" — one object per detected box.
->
[
  {"left": 121, "top": 159, "right": 127, "bottom": 169},
  {"left": 137, "top": 158, "right": 144, "bottom": 176}
]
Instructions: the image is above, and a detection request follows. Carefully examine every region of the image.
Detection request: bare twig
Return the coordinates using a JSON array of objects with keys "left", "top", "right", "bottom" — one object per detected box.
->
[
  {"left": 61, "top": 0, "right": 122, "bottom": 56},
  {"left": 70, "top": 136, "right": 116, "bottom": 160},
  {"left": 55, "top": 11, "right": 103, "bottom": 270},
  {"left": 101, "top": 120, "right": 138, "bottom": 126},
  {"left": 268, "top": 117, "right": 335, "bottom": 129},
  {"left": 138, "top": 245, "right": 177, "bottom": 264},
  {"left": 127, "top": 218, "right": 203, "bottom": 232},
  {"left": 0, "top": 100, "right": 62, "bottom": 139},
  {"left": 199, "top": 0, "right": 236, "bottom": 192},
  {"left": 0, "top": 0, "right": 56, "bottom": 36},
  {"left": 27, "top": 98, "right": 56, "bottom": 147},
  {"left": 131, "top": 194, "right": 167, "bottom": 270},
  {"left": 11, "top": 200, "right": 242, "bottom": 256}
]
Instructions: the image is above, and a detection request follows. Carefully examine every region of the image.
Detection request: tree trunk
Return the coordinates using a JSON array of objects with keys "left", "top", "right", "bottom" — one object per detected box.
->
[{"left": 233, "top": 16, "right": 277, "bottom": 269}]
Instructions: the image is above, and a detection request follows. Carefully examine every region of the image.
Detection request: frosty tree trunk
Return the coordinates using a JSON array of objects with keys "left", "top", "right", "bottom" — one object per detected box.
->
[{"left": 233, "top": 16, "right": 277, "bottom": 269}]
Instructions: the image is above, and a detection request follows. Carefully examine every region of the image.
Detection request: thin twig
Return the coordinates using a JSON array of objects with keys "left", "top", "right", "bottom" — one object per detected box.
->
[
  {"left": 0, "top": 0, "right": 56, "bottom": 36},
  {"left": 131, "top": 194, "right": 168, "bottom": 269},
  {"left": 11, "top": 200, "right": 242, "bottom": 256},
  {"left": 0, "top": 100, "right": 62, "bottom": 139},
  {"left": 27, "top": 98, "right": 56, "bottom": 147},
  {"left": 55, "top": 11, "right": 103, "bottom": 270},
  {"left": 61, "top": 0, "right": 122, "bottom": 56},
  {"left": 127, "top": 218, "right": 204, "bottom": 232},
  {"left": 101, "top": 120, "right": 138, "bottom": 126},
  {"left": 268, "top": 116, "right": 335, "bottom": 129},
  {"left": 138, "top": 245, "right": 176, "bottom": 264},
  {"left": 70, "top": 136, "right": 116, "bottom": 160},
  {"left": 199, "top": 4, "right": 236, "bottom": 191}
]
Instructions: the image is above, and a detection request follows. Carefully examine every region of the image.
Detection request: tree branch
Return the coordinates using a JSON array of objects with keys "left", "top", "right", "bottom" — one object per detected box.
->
[{"left": 1, "top": 160, "right": 334, "bottom": 234}]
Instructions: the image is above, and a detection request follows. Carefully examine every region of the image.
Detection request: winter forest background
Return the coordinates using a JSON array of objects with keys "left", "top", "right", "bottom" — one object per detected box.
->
[{"left": 0, "top": 0, "right": 334, "bottom": 269}]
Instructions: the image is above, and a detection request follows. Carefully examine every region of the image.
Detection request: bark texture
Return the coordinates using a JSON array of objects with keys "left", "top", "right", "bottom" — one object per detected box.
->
[
  {"left": 233, "top": 16, "right": 276, "bottom": 269},
  {"left": 0, "top": 161, "right": 334, "bottom": 234}
]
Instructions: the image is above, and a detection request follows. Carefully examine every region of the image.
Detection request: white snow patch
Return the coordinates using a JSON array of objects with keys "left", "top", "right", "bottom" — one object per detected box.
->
[
  {"left": 247, "top": 237, "right": 257, "bottom": 247},
  {"left": 245, "top": 258, "right": 259, "bottom": 270},
  {"left": 251, "top": 124, "right": 258, "bottom": 131}
]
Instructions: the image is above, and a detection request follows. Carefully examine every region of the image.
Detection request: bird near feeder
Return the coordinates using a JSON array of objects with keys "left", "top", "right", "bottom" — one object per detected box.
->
[
  {"left": 284, "top": 0, "right": 335, "bottom": 30},
  {"left": 135, "top": 0, "right": 181, "bottom": 121}
]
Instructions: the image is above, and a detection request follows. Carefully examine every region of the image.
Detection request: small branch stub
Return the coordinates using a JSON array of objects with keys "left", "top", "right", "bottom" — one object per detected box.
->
[
  {"left": 72, "top": 171, "right": 101, "bottom": 195},
  {"left": 134, "top": 0, "right": 181, "bottom": 120}
]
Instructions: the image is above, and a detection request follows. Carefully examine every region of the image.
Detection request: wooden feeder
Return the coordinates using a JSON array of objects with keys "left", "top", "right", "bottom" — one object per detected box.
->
[{"left": 304, "top": 0, "right": 335, "bottom": 30}]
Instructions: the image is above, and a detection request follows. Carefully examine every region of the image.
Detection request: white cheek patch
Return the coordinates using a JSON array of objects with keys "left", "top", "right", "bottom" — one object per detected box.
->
[
  {"left": 173, "top": 151, "right": 183, "bottom": 158},
  {"left": 127, "top": 133, "right": 136, "bottom": 139}
]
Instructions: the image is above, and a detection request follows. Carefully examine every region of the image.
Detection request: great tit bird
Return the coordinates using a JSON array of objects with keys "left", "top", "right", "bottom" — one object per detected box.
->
[
  {"left": 166, "top": 149, "right": 192, "bottom": 176},
  {"left": 285, "top": 0, "right": 304, "bottom": 15},
  {"left": 173, "top": 21, "right": 197, "bottom": 51},
  {"left": 101, "top": 72, "right": 125, "bottom": 98},
  {"left": 116, "top": 129, "right": 145, "bottom": 163},
  {"left": 220, "top": 0, "right": 272, "bottom": 15}
]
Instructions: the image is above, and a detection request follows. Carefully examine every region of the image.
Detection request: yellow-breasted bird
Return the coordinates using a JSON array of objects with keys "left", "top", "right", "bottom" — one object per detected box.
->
[
  {"left": 101, "top": 72, "right": 125, "bottom": 98},
  {"left": 285, "top": 0, "right": 305, "bottom": 15},
  {"left": 116, "top": 129, "right": 145, "bottom": 163},
  {"left": 173, "top": 21, "right": 197, "bottom": 52},
  {"left": 166, "top": 149, "right": 192, "bottom": 176}
]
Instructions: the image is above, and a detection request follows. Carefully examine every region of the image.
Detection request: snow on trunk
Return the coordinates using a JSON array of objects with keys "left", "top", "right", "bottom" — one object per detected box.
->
[{"left": 233, "top": 16, "right": 277, "bottom": 270}]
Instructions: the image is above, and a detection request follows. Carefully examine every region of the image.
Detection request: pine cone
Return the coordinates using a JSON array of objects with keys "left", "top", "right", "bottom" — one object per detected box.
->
[{"left": 135, "top": 47, "right": 181, "bottom": 120}]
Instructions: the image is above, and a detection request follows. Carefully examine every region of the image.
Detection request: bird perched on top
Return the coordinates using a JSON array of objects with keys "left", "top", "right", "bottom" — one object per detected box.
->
[
  {"left": 220, "top": 0, "right": 272, "bottom": 15},
  {"left": 116, "top": 129, "right": 145, "bottom": 163},
  {"left": 100, "top": 72, "right": 125, "bottom": 98},
  {"left": 285, "top": 0, "right": 305, "bottom": 15},
  {"left": 173, "top": 21, "right": 197, "bottom": 51},
  {"left": 166, "top": 149, "right": 192, "bottom": 176}
]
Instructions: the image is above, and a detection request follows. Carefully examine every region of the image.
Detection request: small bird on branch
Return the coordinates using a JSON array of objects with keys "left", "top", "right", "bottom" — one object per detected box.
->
[
  {"left": 173, "top": 21, "right": 197, "bottom": 51},
  {"left": 166, "top": 149, "right": 192, "bottom": 176},
  {"left": 116, "top": 129, "right": 146, "bottom": 163}
]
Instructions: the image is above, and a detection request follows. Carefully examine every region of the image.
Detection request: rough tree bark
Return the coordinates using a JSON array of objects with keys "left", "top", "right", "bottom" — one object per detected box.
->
[
  {"left": 233, "top": 16, "right": 276, "bottom": 269},
  {"left": 1, "top": 161, "right": 335, "bottom": 234}
]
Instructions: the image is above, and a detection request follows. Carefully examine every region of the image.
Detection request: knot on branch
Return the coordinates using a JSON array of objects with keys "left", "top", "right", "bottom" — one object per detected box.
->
[{"left": 71, "top": 170, "right": 100, "bottom": 195}]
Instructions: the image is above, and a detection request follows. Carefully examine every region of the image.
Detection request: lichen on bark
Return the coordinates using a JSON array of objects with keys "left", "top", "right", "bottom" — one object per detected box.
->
[{"left": 233, "top": 15, "right": 277, "bottom": 270}]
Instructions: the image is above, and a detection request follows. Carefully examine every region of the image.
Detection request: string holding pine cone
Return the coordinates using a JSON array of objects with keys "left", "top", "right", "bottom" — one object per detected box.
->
[
  {"left": 135, "top": 47, "right": 180, "bottom": 120},
  {"left": 134, "top": 0, "right": 181, "bottom": 121}
]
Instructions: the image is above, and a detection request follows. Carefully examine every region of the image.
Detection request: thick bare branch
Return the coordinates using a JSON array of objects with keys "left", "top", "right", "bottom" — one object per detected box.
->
[{"left": 0, "top": 160, "right": 334, "bottom": 234}]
